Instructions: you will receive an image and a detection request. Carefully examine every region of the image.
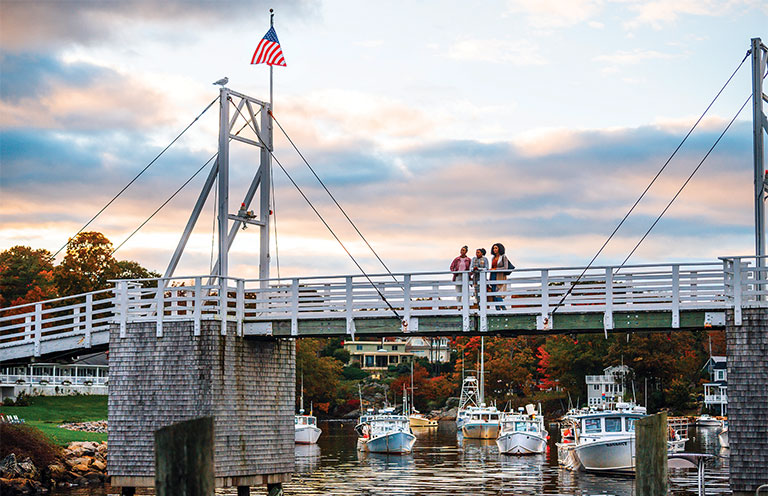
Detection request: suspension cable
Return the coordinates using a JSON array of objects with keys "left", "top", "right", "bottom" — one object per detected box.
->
[
  {"left": 549, "top": 51, "right": 751, "bottom": 317},
  {"left": 229, "top": 100, "right": 402, "bottom": 319},
  {"left": 614, "top": 92, "right": 753, "bottom": 271},
  {"left": 111, "top": 113, "right": 259, "bottom": 256},
  {"left": 54, "top": 97, "right": 219, "bottom": 258},
  {"left": 270, "top": 110, "right": 400, "bottom": 284}
]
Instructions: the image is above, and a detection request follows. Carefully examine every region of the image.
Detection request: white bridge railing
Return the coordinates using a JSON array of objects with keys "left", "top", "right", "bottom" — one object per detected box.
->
[{"left": 0, "top": 256, "right": 764, "bottom": 357}]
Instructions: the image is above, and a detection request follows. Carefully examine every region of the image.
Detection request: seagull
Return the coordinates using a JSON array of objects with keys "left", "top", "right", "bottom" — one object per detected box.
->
[{"left": 212, "top": 77, "right": 229, "bottom": 86}]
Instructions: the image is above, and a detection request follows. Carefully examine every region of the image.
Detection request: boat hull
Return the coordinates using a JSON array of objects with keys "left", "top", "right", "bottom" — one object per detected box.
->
[
  {"left": 557, "top": 442, "right": 581, "bottom": 471},
  {"left": 696, "top": 417, "right": 722, "bottom": 427},
  {"left": 574, "top": 436, "right": 636, "bottom": 473},
  {"left": 410, "top": 416, "right": 438, "bottom": 428},
  {"left": 496, "top": 431, "right": 547, "bottom": 455},
  {"left": 462, "top": 422, "right": 499, "bottom": 439},
  {"left": 295, "top": 425, "right": 322, "bottom": 444},
  {"left": 358, "top": 431, "right": 416, "bottom": 454}
]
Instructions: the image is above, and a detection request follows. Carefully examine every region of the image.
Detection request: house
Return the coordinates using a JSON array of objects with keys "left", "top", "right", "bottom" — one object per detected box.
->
[
  {"left": 405, "top": 336, "right": 450, "bottom": 363},
  {"left": 702, "top": 355, "right": 727, "bottom": 415},
  {"left": 585, "top": 365, "right": 630, "bottom": 406},
  {"left": 343, "top": 339, "right": 414, "bottom": 370}
]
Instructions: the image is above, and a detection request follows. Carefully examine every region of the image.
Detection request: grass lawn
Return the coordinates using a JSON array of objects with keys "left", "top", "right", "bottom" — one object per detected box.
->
[{"left": 1, "top": 395, "right": 107, "bottom": 445}]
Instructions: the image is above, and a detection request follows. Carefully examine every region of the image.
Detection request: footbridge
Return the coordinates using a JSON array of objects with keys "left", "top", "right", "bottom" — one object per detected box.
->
[{"left": 0, "top": 256, "right": 761, "bottom": 362}]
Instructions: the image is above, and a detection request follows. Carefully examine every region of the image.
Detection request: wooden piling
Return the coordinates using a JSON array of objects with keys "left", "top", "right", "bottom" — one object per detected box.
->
[
  {"left": 154, "top": 416, "right": 214, "bottom": 496},
  {"left": 636, "top": 411, "right": 668, "bottom": 496}
]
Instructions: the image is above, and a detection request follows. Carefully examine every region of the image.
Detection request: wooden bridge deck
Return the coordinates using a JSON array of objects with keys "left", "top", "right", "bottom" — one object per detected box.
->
[{"left": 0, "top": 256, "right": 761, "bottom": 362}]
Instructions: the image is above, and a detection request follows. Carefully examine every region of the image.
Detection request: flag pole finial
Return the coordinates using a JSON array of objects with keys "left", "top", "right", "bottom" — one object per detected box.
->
[{"left": 270, "top": 8, "right": 274, "bottom": 27}]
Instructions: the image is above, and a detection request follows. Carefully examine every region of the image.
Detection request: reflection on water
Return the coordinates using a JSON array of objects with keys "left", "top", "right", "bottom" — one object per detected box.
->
[{"left": 52, "top": 423, "right": 731, "bottom": 495}]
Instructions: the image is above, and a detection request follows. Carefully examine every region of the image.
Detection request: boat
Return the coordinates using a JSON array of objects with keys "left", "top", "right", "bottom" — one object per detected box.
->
[
  {"left": 696, "top": 414, "right": 722, "bottom": 427},
  {"left": 461, "top": 403, "right": 501, "bottom": 439},
  {"left": 295, "top": 375, "right": 321, "bottom": 444},
  {"left": 718, "top": 421, "right": 729, "bottom": 448},
  {"left": 667, "top": 416, "right": 689, "bottom": 453},
  {"left": 496, "top": 404, "right": 548, "bottom": 455},
  {"left": 407, "top": 361, "right": 437, "bottom": 428},
  {"left": 355, "top": 408, "right": 416, "bottom": 454},
  {"left": 456, "top": 376, "right": 480, "bottom": 429}
]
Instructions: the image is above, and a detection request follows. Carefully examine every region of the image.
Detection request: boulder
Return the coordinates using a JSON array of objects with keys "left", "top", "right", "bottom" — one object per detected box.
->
[
  {"left": 72, "top": 463, "right": 90, "bottom": 474},
  {"left": 0, "top": 454, "right": 19, "bottom": 478},
  {"left": 47, "top": 463, "right": 67, "bottom": 479},
  {"left": 91, "top": 460, "right": 106, "bottom": 472}
]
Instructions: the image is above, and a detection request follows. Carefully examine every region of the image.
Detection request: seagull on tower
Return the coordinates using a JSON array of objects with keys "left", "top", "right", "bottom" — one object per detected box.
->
[{"left": 213, "top": 77, "right": 229, "bottom": 86}]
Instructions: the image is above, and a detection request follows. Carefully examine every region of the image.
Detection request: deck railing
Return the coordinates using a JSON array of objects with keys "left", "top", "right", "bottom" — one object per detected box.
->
[{"left": 0, "top": 257, "right": 763, "bottom": 357}]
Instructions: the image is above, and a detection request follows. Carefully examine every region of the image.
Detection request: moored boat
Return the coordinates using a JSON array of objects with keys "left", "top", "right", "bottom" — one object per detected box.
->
[
  {"left": 695, "top": 414, "right": 722, "bottom": 427},
  {"left": 409, "top": 412, "right": 438, "bottom": 428},
  {"left": 496, "top": 404, "right": 548, "bottom": 455},
  {"left": 295, "top": 411, "right": 322, "bottom": 444},
  {"left": 356, "top": 409, "right": 416, "bottom": 454},
  {"left": 461, "top": 404, "right": 501, "bottom": 439}
]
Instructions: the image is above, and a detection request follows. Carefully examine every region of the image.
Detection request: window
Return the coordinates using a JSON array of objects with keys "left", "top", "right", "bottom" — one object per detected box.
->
[
  {"left": 584, "top": 418, "right": 601, "bottom": 433},
  {"left": 716, "top": 370, "right": 725, "bottom": 381},
  {"left": 605, "top": 417, "right": 622, "bottom": 432},
  {"left": 626, "top": 417, "right": 639, "bottom": 432},
  {"left": 357, "top": 345, "right": 363, "bottom": 351},
  {"left": 391, "top": 345, "right": 399, "bottom": 351},
  {"left": 593, "top": 385, "right": 599, "bottom": 390},
  {"left": 365, "top": 356, "right": 375, "bottom": 367}
]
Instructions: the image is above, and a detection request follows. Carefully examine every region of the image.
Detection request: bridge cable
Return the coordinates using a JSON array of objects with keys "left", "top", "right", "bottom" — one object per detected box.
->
[
  {"left": 228, "top": 100, "right": 402, "bottom": 319},
  {"left": 53, "top": 97, "right": 219, "bottom": 258},
  {"left": 614, "top": 93, "right": 754, "bottom": 271},
  {"left": 548, "top": 50, "right": 751, "bottom": 318},
  {"left": 270, "top": 111, "right": 401, "bottom": 286},
  {"left": 111, "top": 114, "right": 260, "bottom": 256}
]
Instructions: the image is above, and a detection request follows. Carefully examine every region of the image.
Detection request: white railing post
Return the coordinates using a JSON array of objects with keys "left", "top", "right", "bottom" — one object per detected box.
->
[
  {"left": 118, "top": 281, "right": 128, "bottom": 338},
  {"left": 236, "top": 279, "right": 245, "bottom": 336},
  {"left": 345, "top": 276, "right": 355, "bottom": 338},
  {"left": 291, "top": 278, "right": 300, "bottom": 337},
  {"left": 671, "top": 264, "right": 680, "bottom": 328},
  {"left": 479, "top": 271, "right": 488, "bottom": 332},
  {"left": 402, "top": 275, "right": 411, "bottom": 332},
  {"left": 537, "top": 270, "right": 550, "bottom": 330},
  {"left": 85, "top": 293, "right": 93, "bottom": 348},
  {"left": 193, "top": 277, "right": 202, "bottom": 336},
  {"left": 24, "top": 316, "right": 31, "bottom": 341},
  {"left": 219, "top": 278, "right": 227, "bottom": 336},
  {"left": 74, "top": 305, "right": 82, "bottom": 332},
  {"left": 733, "top": 257, "right": 742, "bottom": 325},
  {"left": 461, "top": 272, "right": 470, "bottom": 332},
  {"left": 155, "top": 282, "right": 164, "bottom": 338},
  {"left": 34, "top": 302, "right": 42, "bottom": 357},
  {"left": 604, "top": 268, "right": 614, "bottom": 335},
  {"left": 690, "top": 270, "right": 698, "bottom": 300},
  {"left": 626, "top": 274, "right": 634, "bottom": 305},
  {"left": 432, "top": 283, "right": 440, "bottom": 311}
]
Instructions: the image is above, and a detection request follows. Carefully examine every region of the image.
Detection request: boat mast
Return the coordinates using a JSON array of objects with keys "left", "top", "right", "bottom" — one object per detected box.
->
[
  {"left": 300, "top": 372, "right": 304, "bottom": 412},
  {"left": 410, "top": 359, "right": 415, "bottom": 413},
  {"left": 480, "top": 336, "right": 485, "bottom": 404}
]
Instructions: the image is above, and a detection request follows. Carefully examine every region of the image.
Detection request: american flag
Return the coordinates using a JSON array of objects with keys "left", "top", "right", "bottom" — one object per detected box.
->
[{"left": 251, "top": 26, "right": 286, "bottom": 67}]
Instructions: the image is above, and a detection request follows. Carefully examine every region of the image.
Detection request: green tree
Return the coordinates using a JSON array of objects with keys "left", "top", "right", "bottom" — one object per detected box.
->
[
  {"left": 0, "top": 246, "right": 56, "bottom": 306},
  {"left": 296, "top": 339, "right": 343, "bottom": 411},
  {"left": 105, "top": 260, "right": 160, "bottom": 281}
]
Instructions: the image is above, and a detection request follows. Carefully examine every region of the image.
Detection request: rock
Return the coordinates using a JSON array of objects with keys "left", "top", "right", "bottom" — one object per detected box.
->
[
  {"left": 16, "top": 458, "right": 38, "bottom": 480},
  {"left": 74, "top": 476, "right": 87, "bottom": 486},
  {"left": 445, "top": 396, "right": 460, "bottom": 409},
  {"left": 47, "top": 464, "right": 66, "bottom": 479},
  {"left": 91, "top": 460, "right": 106, "bottom": 472},
  {"left": 72, "top": 464, "right": 90, "bottom": 474},
  {"left": 0, "top": 454, "right": 19, "bottom": 478}
]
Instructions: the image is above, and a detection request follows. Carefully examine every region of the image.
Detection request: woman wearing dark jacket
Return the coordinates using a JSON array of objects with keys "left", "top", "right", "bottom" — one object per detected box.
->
[{"left": 489, "top": 243, "right": 514, "bottom": 310}]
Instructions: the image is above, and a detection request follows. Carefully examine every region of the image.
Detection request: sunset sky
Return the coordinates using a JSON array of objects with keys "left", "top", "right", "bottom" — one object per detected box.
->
[{"left": 1, "top": 0, "right": 767, "bottom": 280}]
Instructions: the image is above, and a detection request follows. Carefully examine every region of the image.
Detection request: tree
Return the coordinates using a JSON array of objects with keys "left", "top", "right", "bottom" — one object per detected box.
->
[
  {"left": 53, "top": 232, "right": 118, "bottom": 295},
  {"left": 296, "top": 339, "right": 343, "bottom": 410},
  {"left": 105, "top": 260, "right": 160, "bottom": 281},
  {"left": 0, "top": 246, "right": 56, "bottom": 307}
]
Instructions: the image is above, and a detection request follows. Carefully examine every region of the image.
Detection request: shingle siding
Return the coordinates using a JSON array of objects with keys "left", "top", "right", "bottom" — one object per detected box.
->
[
  {"left": 726, "top": 308, "right": 768, "bottom": 495},
  {"left": 108, "top": 320, "right": 295, "bottom": 482}
]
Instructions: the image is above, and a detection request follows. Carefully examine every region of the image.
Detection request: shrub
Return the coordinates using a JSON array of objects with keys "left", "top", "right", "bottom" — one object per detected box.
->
[
  {"left": 342, "top": 366, "right": 369, "bottom": 380},
  {"left": 3, "top": 397, "right": 14, "bottom": 406},
  {"left": 0, "top": 423, "right": 60, "bottom": 468},
  {"left": 14, "top": 392, "right": 31, "bottom": 406}
]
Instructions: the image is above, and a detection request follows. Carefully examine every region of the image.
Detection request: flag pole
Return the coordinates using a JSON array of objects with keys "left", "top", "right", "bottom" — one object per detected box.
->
[{"left": 269, "top": 8, "right": 274, "bottom": 109}]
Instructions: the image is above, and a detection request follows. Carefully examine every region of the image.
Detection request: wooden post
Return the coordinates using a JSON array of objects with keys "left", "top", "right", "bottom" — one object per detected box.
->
[
  {"left": 154, "top": 417, "right": 214, "bottom": 496},
  {"left": 636, "top": 412, "right": 668, "bottom": 496}
]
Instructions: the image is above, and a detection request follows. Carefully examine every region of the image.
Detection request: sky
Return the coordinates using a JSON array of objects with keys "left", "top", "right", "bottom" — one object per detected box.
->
[{"left": 1, "top": 0, "right": 767, "bottom": 280}]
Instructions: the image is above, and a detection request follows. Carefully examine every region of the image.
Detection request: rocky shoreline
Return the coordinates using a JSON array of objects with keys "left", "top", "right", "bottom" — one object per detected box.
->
[
  {"left": 57, "top": 420, "right": 108, "bottom": 433},
  {"left": 1, "top": 441, "right": 108, "bottom": 495}
]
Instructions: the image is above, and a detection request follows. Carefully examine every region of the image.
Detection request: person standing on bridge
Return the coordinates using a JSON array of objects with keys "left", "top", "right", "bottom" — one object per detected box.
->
[
  {"left": 471, "top": 248, "right": 489, "bottom": 305},
  {"left": 489, "top": 243, "right": 514, "bottom": 310},
  {"left": 450, "top": 245, "right": 472, "bottom": 303}
]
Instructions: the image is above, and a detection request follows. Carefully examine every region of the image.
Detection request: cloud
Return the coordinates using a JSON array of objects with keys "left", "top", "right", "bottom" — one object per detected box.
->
[
  {"left": 448, "top": 39, "right": 545, "bottom": 65},
  {"left": 0, "top": 54, "right": 171, "bottom": 131},
  {"left": 0, "top": 0, "right": 313, "bottom": 52},
  {"left": 594, "top": 49, "right": 678, "bottom": 65},
  {"left": 505, "top": 0, "right": 604, "bottom": 29},
  {"left": 623, "top": 0, "right": 752, "bottom": 29}
]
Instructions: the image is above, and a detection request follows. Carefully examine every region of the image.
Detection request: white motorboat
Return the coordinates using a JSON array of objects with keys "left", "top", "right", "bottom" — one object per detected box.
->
[
  {"left": 355, "top": 409, "right": 416, "bottom": 454},
  {"left": 696, "top": 414, "right": 722, "bottom": 427},
  {"left": 295, "top": 410, "right": 322, "bottom": 444},
  {"left": 461, "top": 404, "right": 501, "bottom": 439},
  {"left": 718, "top": 422, "right": 729, "bottom": 448},
  {"left": 456, "top": 376, "right": 480, "bottom": 429},
  {"left": 572, "top": 405, "right": 647, "bottom": 474},
  {"left": 496, "top": 404, "right": 548, "bottom": 455},
  {"left": 295, "top": 375, "right": 321, "bottom": 444}
]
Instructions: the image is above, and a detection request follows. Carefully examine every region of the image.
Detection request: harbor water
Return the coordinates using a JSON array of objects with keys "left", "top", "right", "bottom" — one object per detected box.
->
[{"left": 54, "top": 422, "right": 730, "bottom": 495}]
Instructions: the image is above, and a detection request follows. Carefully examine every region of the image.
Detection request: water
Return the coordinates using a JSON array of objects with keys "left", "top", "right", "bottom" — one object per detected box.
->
[{"left": 53, "top": 423, "right": 730, "bottom": 495}]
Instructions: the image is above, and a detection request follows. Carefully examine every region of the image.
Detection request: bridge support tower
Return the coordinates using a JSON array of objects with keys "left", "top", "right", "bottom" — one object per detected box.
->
[
  {"left": 108, "top": 320, "right": 294, "bottom": 492},
  {"left": 726, "top": 308, "right": 768, "bottom": 495}
]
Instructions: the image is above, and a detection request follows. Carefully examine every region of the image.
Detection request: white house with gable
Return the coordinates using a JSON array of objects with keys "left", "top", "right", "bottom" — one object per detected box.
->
[{"left": 586, "top": 365, "right": 630, "bottom": 406}]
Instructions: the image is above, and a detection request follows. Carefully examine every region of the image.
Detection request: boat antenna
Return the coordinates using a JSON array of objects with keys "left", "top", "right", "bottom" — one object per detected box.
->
[
  {"left": 480, "top": 336, "right": 485, "bottom": 404},
  {"left": 410, "top": 359, "right": 415, "bottom": 412},
  {"left": 358, "top": 382, "right": 363, "bottom": 411},
  {"left": 632, "top": 381, "right": 636, "bottom": 405},
  {"left": 300, "top": 371, "right": 304, "bottom": 412}
]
